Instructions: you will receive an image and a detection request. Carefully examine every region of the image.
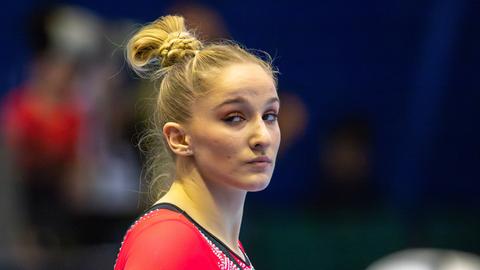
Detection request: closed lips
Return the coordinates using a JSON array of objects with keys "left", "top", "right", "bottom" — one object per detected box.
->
[{"left": 247, "top": 157, "right": 272, "bottom": 163}]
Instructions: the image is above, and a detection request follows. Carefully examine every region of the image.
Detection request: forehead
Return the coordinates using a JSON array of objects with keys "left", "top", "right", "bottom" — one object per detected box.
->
[{"left": 207, "top": 63, "right": 277, "bottom": 101}]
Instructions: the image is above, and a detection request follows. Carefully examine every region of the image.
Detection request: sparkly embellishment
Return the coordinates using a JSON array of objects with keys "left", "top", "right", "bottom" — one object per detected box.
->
[{"left": 197, "top": 230, "right": 254, "bottom": 270}]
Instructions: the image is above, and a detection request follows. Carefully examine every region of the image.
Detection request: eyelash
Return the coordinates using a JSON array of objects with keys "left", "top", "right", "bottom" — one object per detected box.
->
[
  {"left": 223, "top": 113, "right": 244, "bottom": 124},
  {"left": 263, "top": 113, "right": 278, "bottom": 122},
  {"left": 223, "top": 112, "right": 278, "bottom": 125}
]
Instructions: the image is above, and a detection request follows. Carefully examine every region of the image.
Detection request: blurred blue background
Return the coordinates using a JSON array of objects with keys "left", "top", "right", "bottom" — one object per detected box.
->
[{"left": 1, "top": 0, "right": 479, "bottom": 269}]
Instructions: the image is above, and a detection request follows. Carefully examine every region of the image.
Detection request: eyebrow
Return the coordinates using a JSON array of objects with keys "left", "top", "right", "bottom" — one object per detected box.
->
[{"left": 214, "top": 96, "right": 280, "bottom": 110}]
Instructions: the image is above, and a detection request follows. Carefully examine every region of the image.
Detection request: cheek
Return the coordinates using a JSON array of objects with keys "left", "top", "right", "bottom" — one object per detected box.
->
[
  {"left": 218, "top": 138, "right": 239, "bottom": 159},
  {"left": 196, "top": 133, "right": 240, "bottom": 160},
  {"left": 272, "top": 126, "right": 282, "bottom": 150}
]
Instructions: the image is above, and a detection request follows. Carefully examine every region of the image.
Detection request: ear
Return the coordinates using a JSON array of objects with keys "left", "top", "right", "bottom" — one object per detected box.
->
[{"left": 163, "top": 122, "right": 193, "bottom": 157}]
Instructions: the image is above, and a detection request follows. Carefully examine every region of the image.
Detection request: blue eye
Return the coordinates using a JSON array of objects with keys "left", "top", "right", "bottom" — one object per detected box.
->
[
  {"left": 223, "top": 114, "right": 244, "bottom": 124},
  {"left": 263, "top": 113, "right": 278, "bottom": 122}
]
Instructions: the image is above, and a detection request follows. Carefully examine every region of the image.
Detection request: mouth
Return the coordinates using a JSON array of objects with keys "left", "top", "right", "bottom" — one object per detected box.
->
[
  {"left": 247, "top": 156, "right": 272, "bottom": 164},
  {"left": 246, "top": 156, "right": 273, "bottom": 171}
]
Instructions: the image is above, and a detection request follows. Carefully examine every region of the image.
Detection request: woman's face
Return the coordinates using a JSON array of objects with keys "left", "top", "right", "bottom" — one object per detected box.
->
[{"left": 187, "top": 63, "right": 280, "bottom": 192}]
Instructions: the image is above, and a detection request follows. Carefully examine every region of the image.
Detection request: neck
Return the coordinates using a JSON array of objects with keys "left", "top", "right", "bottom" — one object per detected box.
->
[{"left": 157, "top": 160, "right": 247, "bottom": 255}]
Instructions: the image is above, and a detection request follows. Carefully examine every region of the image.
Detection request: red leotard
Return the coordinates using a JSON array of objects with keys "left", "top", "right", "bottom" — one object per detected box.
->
[{"left": 114, "top": 203, "right": 254, "bottom": 270}]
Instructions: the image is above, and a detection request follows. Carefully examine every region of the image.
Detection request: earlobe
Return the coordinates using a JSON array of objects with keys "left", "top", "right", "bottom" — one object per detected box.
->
[{"left": 163, "top": 122, "right": 192, "bottom": 156}]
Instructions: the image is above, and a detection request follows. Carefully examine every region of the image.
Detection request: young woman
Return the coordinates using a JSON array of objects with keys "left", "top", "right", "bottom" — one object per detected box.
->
[{"left": 114, "top": 15, "right": 280, "bottom": 270}]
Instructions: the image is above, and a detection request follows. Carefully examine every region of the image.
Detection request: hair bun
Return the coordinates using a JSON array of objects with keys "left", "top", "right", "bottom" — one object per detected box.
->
[
  {"left": 126, "top": 15, "right": 202, "bottom": 79},
  {"left": 158, "top": 32, "right": 202, "bottom": 67}
]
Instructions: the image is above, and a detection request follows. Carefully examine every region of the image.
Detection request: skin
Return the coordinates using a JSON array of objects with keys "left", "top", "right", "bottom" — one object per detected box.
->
[{"left": 158, "top": 62, "right": 280, "bottom": 259}]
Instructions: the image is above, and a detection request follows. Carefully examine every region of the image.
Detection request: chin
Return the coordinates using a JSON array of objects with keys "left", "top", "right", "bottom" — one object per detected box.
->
[{"left": 243, "top": 175, "right": 272, "bottom": 192}]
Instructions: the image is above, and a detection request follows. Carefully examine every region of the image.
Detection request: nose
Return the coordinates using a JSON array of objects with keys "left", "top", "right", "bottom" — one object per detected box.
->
[{"left": 249, "top": 116, "right": 272, "bottom": 152}]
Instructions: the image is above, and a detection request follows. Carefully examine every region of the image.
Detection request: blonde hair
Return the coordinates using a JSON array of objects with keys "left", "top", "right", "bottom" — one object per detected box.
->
[{"left": 126, "top": 15, "right": 276, "bottom": 203}]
